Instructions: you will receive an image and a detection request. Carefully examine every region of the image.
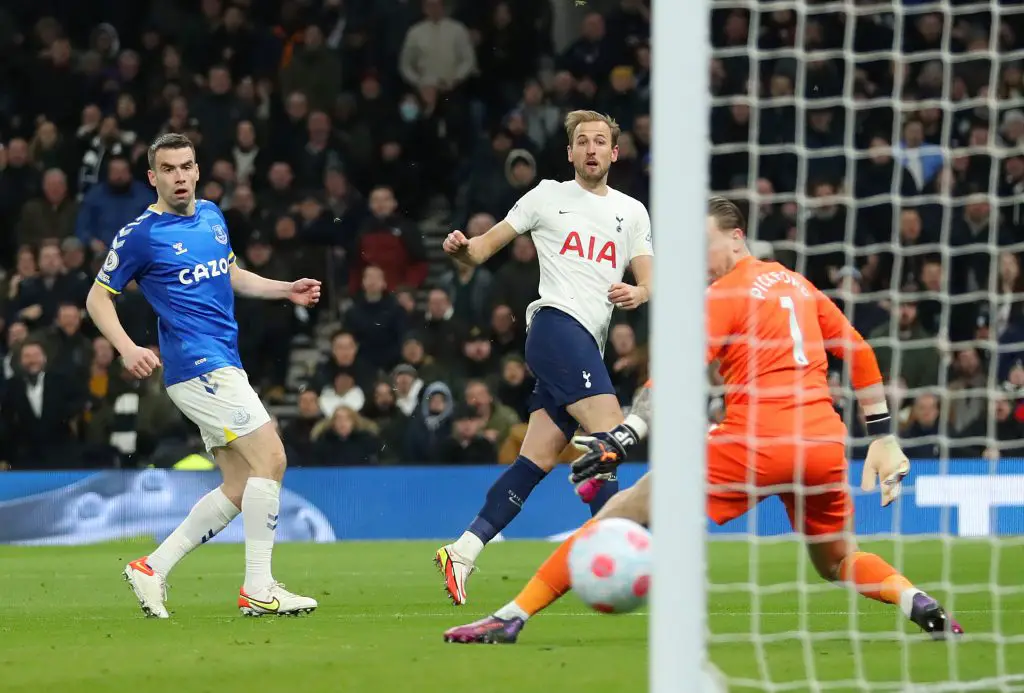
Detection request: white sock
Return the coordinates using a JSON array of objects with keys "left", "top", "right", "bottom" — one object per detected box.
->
[
  {"left": 451, "top": 531, "right": 485, "bottom": 563},
  {"left": 242, "top": 477, "right": 280, "bottom": 595},
  {"left": 900, "top": 587, "right": 924, "bottom": 619},
  {"left": 494, "top": 601, "right": 530, "bottom": 622},
  {"left": 147, "top": 488, "right": 239, "bottom": 578}
]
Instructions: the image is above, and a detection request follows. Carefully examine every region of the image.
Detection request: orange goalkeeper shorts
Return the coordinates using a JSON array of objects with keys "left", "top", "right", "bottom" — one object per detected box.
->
[{"left": 705, "top": 428, "right": 851, "bottom": 537}]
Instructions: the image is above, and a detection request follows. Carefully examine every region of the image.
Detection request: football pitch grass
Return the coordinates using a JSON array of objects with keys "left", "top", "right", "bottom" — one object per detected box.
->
[{"left": 1, "top": 539, "right": 1021, "bottom": 693}]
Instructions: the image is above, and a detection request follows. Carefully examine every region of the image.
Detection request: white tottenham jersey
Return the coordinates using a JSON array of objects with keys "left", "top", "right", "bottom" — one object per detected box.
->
[{"left": 504, "top": 179, "right": 654, "bottom": 352}]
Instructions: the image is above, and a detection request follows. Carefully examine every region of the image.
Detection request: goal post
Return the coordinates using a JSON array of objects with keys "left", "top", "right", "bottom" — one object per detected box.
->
[
  {"left": 696, "top": 0, "right": 1024, "bottom": 691},
  {"left": 649, "top": 1, "right": 716, "bottom": 693},
  {"left": 648, "top": 0, "right": 1024, "bottom": 690}
]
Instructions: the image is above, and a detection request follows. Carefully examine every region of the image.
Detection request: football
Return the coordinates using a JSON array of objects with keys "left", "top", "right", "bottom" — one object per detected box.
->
[{"left": 568, "top": 517, "right": 652, "bottom": 614}]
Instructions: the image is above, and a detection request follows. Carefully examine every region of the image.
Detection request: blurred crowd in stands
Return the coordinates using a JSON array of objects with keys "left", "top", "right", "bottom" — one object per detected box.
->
[
  {"left": 706, "top": 1, "right": 1024, "bottom": 461},
  {"left": 4, "top": 0, "right": 1023, "bottom": 470},
  {"left": 0, "top": 0, "right": 652, "bottom": 469}
]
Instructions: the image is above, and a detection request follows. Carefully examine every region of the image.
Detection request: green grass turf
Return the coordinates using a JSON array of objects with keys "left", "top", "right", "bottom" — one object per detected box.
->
[{"left": 0, "top": 539, "right": 1021, "bottom": 693}]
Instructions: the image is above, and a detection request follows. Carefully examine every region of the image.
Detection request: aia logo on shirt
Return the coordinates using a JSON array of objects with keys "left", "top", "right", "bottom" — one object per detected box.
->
[{"left": 559, "top": 231, "right": 617, "bottom": 268}]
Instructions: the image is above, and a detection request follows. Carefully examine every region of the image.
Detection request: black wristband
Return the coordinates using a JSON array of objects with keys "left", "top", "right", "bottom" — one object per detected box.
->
[
  {"left": 608, "top": 423, "right": 639, "bottom": 451},
  {"left": 864, "top": 413, "right": 891, "bottom": 437}
]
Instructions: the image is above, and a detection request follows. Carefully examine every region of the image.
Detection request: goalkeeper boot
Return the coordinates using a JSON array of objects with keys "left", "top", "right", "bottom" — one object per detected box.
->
[
  {"left": 123, "top": 556, "right": 169, "bottom": 619},
  {"left": 434, "top": 544, "right": 475, "bottom": 606},
  {"left": 238, "top": 582, "right": 318, "bottom": 617},
  {"left": 443, "top": 615, "right": 526, "bottom": 644},
  {"left": 909, "top": 593, "right": 964, "bottom": 640}
]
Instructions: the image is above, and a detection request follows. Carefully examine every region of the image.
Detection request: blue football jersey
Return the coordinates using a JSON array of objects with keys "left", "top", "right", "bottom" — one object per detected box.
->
[{"left": 95, "top": 199, "right": 242, "bottom": 386}]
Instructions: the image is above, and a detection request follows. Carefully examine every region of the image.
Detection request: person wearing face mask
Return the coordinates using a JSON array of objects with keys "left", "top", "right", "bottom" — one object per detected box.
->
[{"left": 399, "top": 95, "right": 420, "bottom": 123}]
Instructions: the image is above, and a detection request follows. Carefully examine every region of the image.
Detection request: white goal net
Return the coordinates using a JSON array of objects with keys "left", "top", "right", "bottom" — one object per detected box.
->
[{"left": 704, "top": 1, "right": 1024, "bottom": 691}]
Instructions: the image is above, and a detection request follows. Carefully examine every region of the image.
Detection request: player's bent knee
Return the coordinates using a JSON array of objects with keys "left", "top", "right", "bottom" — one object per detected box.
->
[
  {"left": 520, "top": 410, "right": 571, "bottom": 471},
  {"left": 807, "top": 539, "right": 852, "bottom": 582}
]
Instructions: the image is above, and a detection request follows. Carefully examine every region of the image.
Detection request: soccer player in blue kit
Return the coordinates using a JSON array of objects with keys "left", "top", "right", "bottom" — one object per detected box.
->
[
  {"left": 86, "top": 133, "right": 321, "bottom": 618},
  {"left": 434, "top": 111, "right": 654, "bottom": 605}
]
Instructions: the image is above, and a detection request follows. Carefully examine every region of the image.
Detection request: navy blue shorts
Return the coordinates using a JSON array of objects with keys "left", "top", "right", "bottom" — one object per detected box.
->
[{"left": 525, "top": 307, "right": 615, "bottom": 440}]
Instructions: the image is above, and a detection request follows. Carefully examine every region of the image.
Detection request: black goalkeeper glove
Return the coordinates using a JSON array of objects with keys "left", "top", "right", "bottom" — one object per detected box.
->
[{"left": 568, "top": 431, "right": 629, "bottom": 487}]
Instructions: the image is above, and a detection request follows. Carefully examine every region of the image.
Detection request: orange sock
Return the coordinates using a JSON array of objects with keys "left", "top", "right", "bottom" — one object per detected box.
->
[
  {"left": 838, "top": 551, "right": 916, "bottom": 605},
  {"left": 510, "top": 519, "right": 598, "bottom": 617}
]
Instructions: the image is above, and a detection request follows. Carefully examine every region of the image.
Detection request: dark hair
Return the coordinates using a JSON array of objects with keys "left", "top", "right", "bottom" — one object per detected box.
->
[
  {"left": 707, "top": 196, "right": 746, "bottom": 234},
  {"left": 20, "top": 338, "right": 46, "bottom": 353},
  {"left": 148, "top": 133, "right": 196, "bottom": 170}
]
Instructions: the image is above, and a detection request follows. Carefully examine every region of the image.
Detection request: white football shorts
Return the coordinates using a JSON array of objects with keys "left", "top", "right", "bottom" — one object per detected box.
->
[{"left": 166, "top": 366, "right": 271, "bottom": 451}]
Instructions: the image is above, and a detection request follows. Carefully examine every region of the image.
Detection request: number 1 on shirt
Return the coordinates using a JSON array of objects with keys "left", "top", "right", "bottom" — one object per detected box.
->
[{"left": 779, "top": 296, "right": 810, "bottom": 366}]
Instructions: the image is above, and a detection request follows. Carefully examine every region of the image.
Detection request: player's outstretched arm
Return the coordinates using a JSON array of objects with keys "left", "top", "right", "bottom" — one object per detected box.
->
[
  {"left": 86, "top": 283, "right": 160, "bottom": 379},
  {"left": 228, "top": 264, "right": 321, "bottom": 306},
  {"left": 442, "top": 221, "right": 517, "bottom": 267},
  {"left": 815, "top": 289, "right": 909, "bottom": 506}
]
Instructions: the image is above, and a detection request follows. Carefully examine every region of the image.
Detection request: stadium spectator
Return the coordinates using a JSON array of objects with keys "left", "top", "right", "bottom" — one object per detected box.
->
[
  {"left": 0, "top": 339, "right": 85, "bottom": 469},
  {"left": 438, "top": 256, "right": 493, "bottom": 327},
  {"left": 235, "top": 231, "right": 293, "bottom": 393},
  {"left": 282, "top": 389, "right": 326, "bottom": 463},
  {"left": 488, "top": 304, "right": 524, "bottom": 360},
  {"left": 399, "top": 0, "right": 476, "bottom": 95},
  {"left": 313, "top": 330, "right": 375, "bottom": 394},
  {"left": 464, "top": 379, "right": 519, "bottom": 448},
  {"left": 361, "top": 380, "right": 409, "bottom": 465},
  {"left": 280, "top": 24, "right": 342, "bottom": 113},
  {"left": 85, "top": 363, "right": 186, "bottom": 467},
  {"left": 347, "top": 185, "right": 428, "bottom": 296},
  {"left": 404, "top": 380, "right": 454, "bottom": 462},
  {"left": 0, "top": 139, "right": 41, "bottom": 264},
  {"left": 606, "top": 323, "right": 643, "bottom": 406},
  {"left": 497, "top": 354, "right": 533, "bottom": 423},
  {"left": 84, "top": 336, "right": 115, "bottom": 423},
  {"left": 489, "top": 234, "right": 539, "bottom": 323},
  {"left": 312, "top": 406, "right": 381, "bottom": 466},
  {"left": 16, "top": 169, "right": 78, "bottom": 248},
  {"left": 1, "top": 321, "right": 29, "bottom": 381},
  {"left": 421, "top": 287, "right": 465, "bottom": 365},
  {"left": 345, "top": 266, "right": 407, "bottom": 372},
  {"left": 9, "top": 243, "right": 88, "bottom": 328},
  {"left": 2, "top": 0, "right": 1019, "bottom": 470},
  {"left": 868, "top": 286, "right": 941, "bottom": 391},
  {"left": 77, "top": 116, "right": 136, "bottom": 198},
  {"left": 900, "top": 392, "right": 943, "bottom": 460},
  {"left": 40, "top": 302, "right": 92, "bottom": 382},
  {"left": 397, "top": 334, "right": 449, "bottom": 386},
  {"left": 74, "top": 156, "right": 154, "bottom": 253},
  {"left": 434, "top": 403, "right": 498, "bottom": 465}
]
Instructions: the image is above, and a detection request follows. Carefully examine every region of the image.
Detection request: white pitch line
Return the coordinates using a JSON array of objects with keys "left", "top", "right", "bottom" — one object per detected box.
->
[{"left": 10, "top": 609, "right": 1011, "bottom": 622}]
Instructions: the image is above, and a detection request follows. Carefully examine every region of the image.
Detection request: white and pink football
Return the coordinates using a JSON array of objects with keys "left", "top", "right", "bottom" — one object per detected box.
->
[{"left": 568, "top": 517, "right": 652, "bottom": 614}]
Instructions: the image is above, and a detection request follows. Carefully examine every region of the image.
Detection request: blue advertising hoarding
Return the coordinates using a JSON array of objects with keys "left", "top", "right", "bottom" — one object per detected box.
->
[{"left": 0, "top": 460, "right": 1021, "bottom": 545}]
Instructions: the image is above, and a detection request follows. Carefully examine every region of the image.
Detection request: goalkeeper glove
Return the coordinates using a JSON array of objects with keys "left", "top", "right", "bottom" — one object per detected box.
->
[
  {"left": 569, "top": 430, "right": 629, "bottom": 499},
  {"left": 860, "top": 434, "right": 910, "bottom": 507}
]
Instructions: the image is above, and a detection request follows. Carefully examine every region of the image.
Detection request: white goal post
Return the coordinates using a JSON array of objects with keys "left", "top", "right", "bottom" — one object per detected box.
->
[
  {"left": 652, "top": 0, "right": 1024, "bottom": 691},
  {"left": 649, "top": 0, "right": 716, "bottom": 692}
]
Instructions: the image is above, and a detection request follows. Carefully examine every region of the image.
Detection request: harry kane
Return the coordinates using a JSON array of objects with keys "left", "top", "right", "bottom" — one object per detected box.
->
[{"left": 436, "top": 110, "right": 654, "bottom": 605}]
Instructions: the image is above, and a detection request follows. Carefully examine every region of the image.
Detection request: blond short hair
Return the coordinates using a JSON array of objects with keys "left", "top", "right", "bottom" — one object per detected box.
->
[
  {"left": 564, "top": 110, "right": 621, "bottom": 146},
  {"left": 707, "top": 196, "right": 747, "bottom": 233}
]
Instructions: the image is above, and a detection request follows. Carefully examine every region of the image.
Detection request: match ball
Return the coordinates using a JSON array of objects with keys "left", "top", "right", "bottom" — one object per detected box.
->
[{"left": 568, "top": 518, "right": 651, "bottom": 614}]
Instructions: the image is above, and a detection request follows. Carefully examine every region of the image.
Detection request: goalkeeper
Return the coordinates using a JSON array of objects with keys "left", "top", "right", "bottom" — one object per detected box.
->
[{"left": 443, "top": 197, "right": 963, "bottom": 644}]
